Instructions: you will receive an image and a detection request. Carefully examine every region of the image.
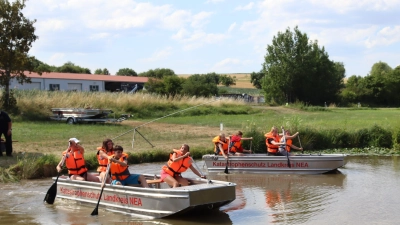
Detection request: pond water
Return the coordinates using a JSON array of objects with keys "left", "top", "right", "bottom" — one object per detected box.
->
[{"left": 0, "top": 156, "right": 399, "bottom": 225}]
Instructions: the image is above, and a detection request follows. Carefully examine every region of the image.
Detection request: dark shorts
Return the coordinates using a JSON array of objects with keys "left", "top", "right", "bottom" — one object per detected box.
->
[{"left": 69, "top": 172, "right": 87, "bottom": 180}]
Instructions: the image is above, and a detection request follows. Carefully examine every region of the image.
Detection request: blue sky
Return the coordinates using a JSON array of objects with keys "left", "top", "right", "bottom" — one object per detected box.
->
[{"left": 23, "top": 0, "right": 400, "bottom": 77}]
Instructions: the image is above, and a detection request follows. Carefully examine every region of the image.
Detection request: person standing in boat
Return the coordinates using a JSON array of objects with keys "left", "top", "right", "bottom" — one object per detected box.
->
[
  {"left": 278, "top": 130, "right": 302, "bottom": 156},
  {"left": 228, "top": 131, "right": 253, "bottom": 156},
  {"left": 265, "top": 126, "right": 286, "bottom": 156},
  {"left": 56, "top": 138, "right": 100, "bottom": 182},
  {"left": 161, "top": 144, "right": 206, "bottom": 188},
  {"left": 96, "top": 138, "right": 114, "bottom": 183},
  {"left": 108, "top": 145, "right": 148, "bottom": 187},
  {"left": 212, "top": 133, "right": 229, "bottom": 159}
]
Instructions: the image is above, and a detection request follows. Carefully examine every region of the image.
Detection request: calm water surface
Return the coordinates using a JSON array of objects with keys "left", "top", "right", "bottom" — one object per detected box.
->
[{"left": 0, "top": 156, "right": 399, "bottom": 225}]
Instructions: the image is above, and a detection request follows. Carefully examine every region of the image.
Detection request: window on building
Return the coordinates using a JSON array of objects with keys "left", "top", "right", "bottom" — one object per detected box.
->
[
  {"left": 49, "top": 84, "right": 60, "bottom": 91},
  {"left": 90, "top": 85, "right": 99, "bottom": 92}
]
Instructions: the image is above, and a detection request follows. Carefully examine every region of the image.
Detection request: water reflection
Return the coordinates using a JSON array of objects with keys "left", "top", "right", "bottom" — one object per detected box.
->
[
  {"left": 1, "top": 156, "right": 400, "bottom": 224},
  {"left": 211, "top": 173, "right": 346, "bottom": 224}
]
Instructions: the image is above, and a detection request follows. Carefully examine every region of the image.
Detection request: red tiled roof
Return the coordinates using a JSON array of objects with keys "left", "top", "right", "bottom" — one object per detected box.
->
[{"left": 24, "top": 72, "right": 148, "bottom": 83}]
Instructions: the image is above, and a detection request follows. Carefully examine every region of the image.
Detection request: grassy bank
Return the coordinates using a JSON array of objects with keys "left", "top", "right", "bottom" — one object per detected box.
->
[{"left": 1, "top": 90, "right": 400, "bottom": 181}]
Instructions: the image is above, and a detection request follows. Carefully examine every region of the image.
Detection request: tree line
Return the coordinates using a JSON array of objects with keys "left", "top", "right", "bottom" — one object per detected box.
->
[{"left": 1, "top": 1, "right": 399, "bottom": 110}]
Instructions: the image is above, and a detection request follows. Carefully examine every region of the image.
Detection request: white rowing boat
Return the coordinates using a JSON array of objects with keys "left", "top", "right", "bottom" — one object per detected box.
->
[
  {"left": 53, "top": 174, "right": 236, "bottom": 218},
  {"left": 202, "top": 153, "right": 346, "bottom": 174}
]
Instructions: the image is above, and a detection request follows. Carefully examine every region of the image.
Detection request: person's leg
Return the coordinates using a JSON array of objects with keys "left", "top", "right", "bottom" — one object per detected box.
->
[
  {"left": 0, "top": 132, "right": 4, "bottom": 156},
  {"left": 175, "top": 176, "right": 189, "bottom": 186},
  {"left": 5, "top": 132, "right": 12, "bottom": 156},
  {"left": 70, "top": 175, "right": 85, "bottom": 181},
  {"left": 137, "top": 175, "right": 148, "bottom": 188},
  {"left": 163, "top": 175, "right": 179, "bottom": 188},
  {"left": 86, "top": 173, "right": 100, "bottom": 182}
]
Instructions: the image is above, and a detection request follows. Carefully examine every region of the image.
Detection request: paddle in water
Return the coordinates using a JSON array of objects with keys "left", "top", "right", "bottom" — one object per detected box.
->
[
  {"left": 44, "top": 155, "right": 66, "bottom": 204},
  {"left": 91, "top": 163, "right": 110, "bottom": 216}
]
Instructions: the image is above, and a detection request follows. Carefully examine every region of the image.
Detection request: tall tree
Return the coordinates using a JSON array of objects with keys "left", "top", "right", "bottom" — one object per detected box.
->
[
  {"left": 0, "top": 0, "right": 38, "bottom": 109},
  {"left": 138, "top": 68, "right": 175, "bottom": 79},
  {"left": 116, "top": 68, "right": 137, "bottom": 76},
  {"left": 250, "top": 70, "right": 264, "bottom": 89},
  {"left": 219, "top": 74, "right": 236, "bottom": 87},
  {"left": 262, "top": 26, "right": 344, "bottom": 105},
  {"left": 57, "top": 62, "right": 91, "bottom": 74}
]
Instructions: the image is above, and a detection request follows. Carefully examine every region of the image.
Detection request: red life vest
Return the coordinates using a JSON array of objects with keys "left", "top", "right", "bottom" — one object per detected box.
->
[
  {"left": 162, "top": 149, "right": 192, "bottom": 177},
  {"left": 265, "top": 132, "right": 280, "bottom": 153},
  {"left": 110, "top": 153, "right": 130, "bottom": 181}
]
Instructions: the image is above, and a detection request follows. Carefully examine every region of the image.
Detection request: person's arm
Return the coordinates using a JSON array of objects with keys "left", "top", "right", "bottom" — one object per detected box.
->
[
  {"left": 285, "top": 132, "right": 299, "bottom": 140},
  {"left": 290, "top": 144, "right": 303, "bottom": 151},
  {"left": 241, "top": 137, "right": 253, "bottom": 141},
  {"left": 56, "top": 155, "right": 66, "bottom": 172},
  {"left": 99, "top": 150, "right": 109, "bottom": 159},
  {"left": 271, "top": 140, "right": 285, "bottom": 146},
  {"left": 109, "top": 156, "right": 128, "bottom": 167},
  {"left": 171, "top": 151, "right": 190, "bottom": 162},
  {"left": 189, "top": 164, "right": 206, "bottom": 178},
  {"left": 7, "top": 121, "right": 12, "bottom": 136},
  {"left": 219, "top": 143, "right": 228, "bottom": 159}
]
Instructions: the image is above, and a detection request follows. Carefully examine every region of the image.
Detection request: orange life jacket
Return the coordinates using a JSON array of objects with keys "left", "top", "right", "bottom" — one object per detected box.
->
[
  {"left": 162, "top": 149, "right": 192, "bottom": 177},
  {"left": 110, "top": 153, "right": 130, "bottom": 181},
  {"left": 230, "top": 141, "right": 243, "bottom": 153},
  {"left": 64, "top": 149, "right": 87, "bottom": 175},
  {"left": 285, "top": 139, "right": 292, "bottom": 152},
  {"left": 96, "top": 147, "right": 114, "bottom": 172},
  {"left": 265, "top": 132, "right": 280, "bottom": 153},
  {"left": 212, "top": 135, "right": 229, "bottom": 155}
]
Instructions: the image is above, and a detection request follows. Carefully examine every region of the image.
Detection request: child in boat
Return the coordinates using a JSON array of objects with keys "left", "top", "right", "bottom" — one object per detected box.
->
[
  {"left": 96, "top": 138, "right": 114, "bottom": 183},
  {"left": 212, "top": 133, "right": 229, "bottom": 159},
  {"left": 161, "top": 144, "right": 206, "bottom": 188},
  {"left": 228, "top": 131, "right": 253, "bottom": 156},
  {"left": 108, "top": 145, "right": 148, "bottom": 188},
  {"left": 278, "top": 130, "right": 303, "bottom": 156},
  {"left": 56, "top": 138, "right": 99, "bottom": 182}
]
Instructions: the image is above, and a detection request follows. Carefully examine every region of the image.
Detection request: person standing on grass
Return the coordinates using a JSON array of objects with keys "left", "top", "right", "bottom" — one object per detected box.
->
[
  {"left": 0, "top": 110, "right": 13, "bottom": 157},
  {"left": 109, "top": 145, "right": 148, "bottom": 188}
]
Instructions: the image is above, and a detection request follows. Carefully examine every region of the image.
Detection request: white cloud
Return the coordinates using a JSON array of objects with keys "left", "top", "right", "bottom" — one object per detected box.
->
[
  {"left": 228, "top": 23, "right": 236, "bottom": 33},
  {"left": 235, "top": 2, "right": 254, "bottom": 11},
  {"left": 364, "top": 26, "right": 400, "bottom": 48},
  {"left": 48, "top": 53, "right": 66, "bottom": 65},
  {"left": 141, "top": 47, "right": 173, "bottom": 62},
  {"left": 36, "top": 19, "right": 68, "bottom": 32},
  {"left": 308, "top": 0, "right": 400, "bottom": 13},
  {"left": 211, "top": 58, "right": 245, "bottom": 71},
  {"left": 191, "top": 11, "right": 213, "bottom": 29},
  {"left": 178, "top": 31, "right": 229, "bottom": 50}
]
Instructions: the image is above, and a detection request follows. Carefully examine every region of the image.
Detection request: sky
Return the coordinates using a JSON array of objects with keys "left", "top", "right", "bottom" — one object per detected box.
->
[{"left": 22, "top": 0, "right": 400, "bottom": 77}]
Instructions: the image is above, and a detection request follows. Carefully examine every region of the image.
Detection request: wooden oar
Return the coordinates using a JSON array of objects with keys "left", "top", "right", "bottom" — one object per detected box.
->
[
  {"left": 44, "top": 155, "right": 66, "bottom": 204},
  {"left": 91, "top": 163, "right": 110, "bottom": 216},
  {"left": 224, "top": 138, "right": 231, "bottom": 174},
  {"left": 298, "top": 135, "right": 303, "bottom": 154},
  {"left": 281, "top": 126, "right": 291, "bottom": 168}
]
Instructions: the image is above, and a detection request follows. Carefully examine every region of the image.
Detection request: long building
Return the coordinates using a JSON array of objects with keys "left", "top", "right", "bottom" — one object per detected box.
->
[{"left": 9, "top": 72, "right": 148, "bottom": 92}]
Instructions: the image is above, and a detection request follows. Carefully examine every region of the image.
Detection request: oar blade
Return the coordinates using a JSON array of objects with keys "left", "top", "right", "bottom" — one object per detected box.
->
[
  {"left": 91, "top": 207, "right": 99, "bottom": 216},
  {"left": 224, "top": 159, "right": 229, "bottom": 174},
  {"left": 44, "top": 183, "right": 57, "bottom": 204}
]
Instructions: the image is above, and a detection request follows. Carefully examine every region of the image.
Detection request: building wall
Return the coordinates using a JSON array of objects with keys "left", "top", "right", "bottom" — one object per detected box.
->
[{"left": 11, "top": 78, "right": 105, "bottom": 91}]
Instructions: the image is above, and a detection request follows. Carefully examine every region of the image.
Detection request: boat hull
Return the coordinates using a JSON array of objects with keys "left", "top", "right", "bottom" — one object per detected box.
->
[
  {"left": 202, "top": 154, "right": 346, "bottom": 175},
  {"left": 54, "top": 174, "right": 236, "bottom": 218}
]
